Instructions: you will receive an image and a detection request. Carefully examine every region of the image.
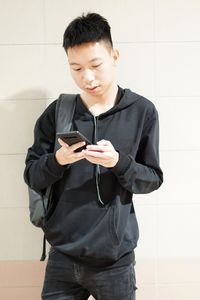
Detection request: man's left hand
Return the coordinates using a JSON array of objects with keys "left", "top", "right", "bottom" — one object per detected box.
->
[{"left": 82, "top": 139, "right": 119, "bottom": 168}]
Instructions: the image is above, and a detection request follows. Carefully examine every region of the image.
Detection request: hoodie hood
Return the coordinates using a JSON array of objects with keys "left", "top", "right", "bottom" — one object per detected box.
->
[{"left": 75, "top": 87, "right": 142, "bottom": 120}]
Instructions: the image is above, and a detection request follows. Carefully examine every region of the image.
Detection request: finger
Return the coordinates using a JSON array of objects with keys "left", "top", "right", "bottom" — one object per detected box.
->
[
  {"left": 58, "top": 138, "right": 69, "bottom": 147},
  {"left": 83, "top": 149, "right": 105, "bottom": 158},
  {"left": 86, "top": 144, "right": 105, "bottom": 152},
  {"left": 96, "top": 139, "right": 111, "bottom": 146},
  {"left": 70, "top": 141, "right": 86, "bottom": 152}
]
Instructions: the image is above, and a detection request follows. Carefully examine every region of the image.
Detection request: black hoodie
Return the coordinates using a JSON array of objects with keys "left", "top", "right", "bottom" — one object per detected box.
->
[{"left": 24, "top": 87, "right": 163, "bottom": 268}]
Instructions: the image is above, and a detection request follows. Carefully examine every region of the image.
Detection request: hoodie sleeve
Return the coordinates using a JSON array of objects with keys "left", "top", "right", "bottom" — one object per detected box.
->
[
  {"left": 24, "top": 100, "right": 68, "bottom": 194},
  {"left": 112, "top": 106, "right": 163, "bottom": 194}
]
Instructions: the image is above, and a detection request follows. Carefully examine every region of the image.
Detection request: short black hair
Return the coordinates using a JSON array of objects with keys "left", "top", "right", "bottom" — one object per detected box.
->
[{"left": 63, "top": 12, "right": 113, "bottom": 52}]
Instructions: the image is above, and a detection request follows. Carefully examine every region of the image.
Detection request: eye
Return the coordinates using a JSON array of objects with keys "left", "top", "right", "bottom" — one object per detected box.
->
[
  {"left": 73, "top": 68, "right": 82, "bottom": 72},
  {"left": 92, "top": 63, "right": 102, "bottom": 69}
]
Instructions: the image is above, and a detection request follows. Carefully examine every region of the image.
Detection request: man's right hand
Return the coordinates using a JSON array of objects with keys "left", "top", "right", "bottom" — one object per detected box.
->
[{"left": 55, "top": 138, "right": 85, "bottom": 166}]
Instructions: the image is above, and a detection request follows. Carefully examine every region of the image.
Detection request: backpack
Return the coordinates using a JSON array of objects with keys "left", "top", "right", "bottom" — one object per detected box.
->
[{"left": 28, "top": 94, "right": 76, "bottom": 260}]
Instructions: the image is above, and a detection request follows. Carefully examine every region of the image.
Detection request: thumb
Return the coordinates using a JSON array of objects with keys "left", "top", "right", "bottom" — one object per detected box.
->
[{"left": 97, "top": 139, "right": 111, "bottom": 146}]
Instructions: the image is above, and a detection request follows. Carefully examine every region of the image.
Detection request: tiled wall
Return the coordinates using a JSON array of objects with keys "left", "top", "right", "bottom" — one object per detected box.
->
[{"left": 0, "top": 1, "right": 200, "bottom": 299}]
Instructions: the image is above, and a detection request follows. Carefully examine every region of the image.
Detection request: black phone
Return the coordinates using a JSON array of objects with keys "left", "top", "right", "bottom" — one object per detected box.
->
[{"left": 57, "top": 131, "right": 92, "bottom": 152}]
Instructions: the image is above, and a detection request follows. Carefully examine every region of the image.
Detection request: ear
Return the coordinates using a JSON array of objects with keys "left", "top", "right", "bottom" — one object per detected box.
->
[{"left": 111, "top": 49, "right": 119, "bottom": 65}]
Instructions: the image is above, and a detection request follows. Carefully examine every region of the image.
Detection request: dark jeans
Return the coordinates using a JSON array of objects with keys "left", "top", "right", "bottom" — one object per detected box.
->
[{"left": 42, "top": 248, "right": 137, "bottom": 300}]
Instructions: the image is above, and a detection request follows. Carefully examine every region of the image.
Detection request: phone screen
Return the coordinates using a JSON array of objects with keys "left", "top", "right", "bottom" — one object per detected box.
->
[{"left": 57, "top": 131, "right": 91, "bottom": 152}]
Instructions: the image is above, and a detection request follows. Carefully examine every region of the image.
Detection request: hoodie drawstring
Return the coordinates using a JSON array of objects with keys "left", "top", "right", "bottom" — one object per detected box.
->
[{"left": 93, "top": 116, "right": 105, "bottom": 206}]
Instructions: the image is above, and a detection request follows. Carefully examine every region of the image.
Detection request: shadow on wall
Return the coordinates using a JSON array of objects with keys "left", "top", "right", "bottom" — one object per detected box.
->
[
  {"left": 0, "top": 88, "right": 49, "bottom": 155},
  {"left": 3, "top": 88, "right": 50, "bottom": 100}
]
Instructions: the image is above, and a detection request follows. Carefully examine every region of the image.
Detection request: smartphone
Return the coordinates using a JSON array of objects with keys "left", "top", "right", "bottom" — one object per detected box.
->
[{"left": 57, "top": 131, "right": 92, "bottom": 152}]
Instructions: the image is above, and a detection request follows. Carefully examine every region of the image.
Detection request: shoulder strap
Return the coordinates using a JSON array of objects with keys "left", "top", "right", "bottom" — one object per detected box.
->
[{"left": 54, "top": 93, "right": 77, "bottom": 151}]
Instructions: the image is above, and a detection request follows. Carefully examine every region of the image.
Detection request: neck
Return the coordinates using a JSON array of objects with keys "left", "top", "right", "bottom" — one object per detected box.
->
[{"left": 80, "top": 84, "right": 118, "bottom": 115}]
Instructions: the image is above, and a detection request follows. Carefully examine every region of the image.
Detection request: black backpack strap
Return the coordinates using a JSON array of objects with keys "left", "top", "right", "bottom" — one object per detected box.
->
[
  {"left": 41, "top": 94, "right": 76, "bottom": 261},
  {"left": 54, "top": 93, "right": 77, "bottom": 151},
  {"left": 40, "top": 234, "right": 47, "bottom": 261}
]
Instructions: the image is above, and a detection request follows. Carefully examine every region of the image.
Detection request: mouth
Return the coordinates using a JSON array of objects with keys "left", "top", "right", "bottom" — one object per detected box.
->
[{"left": 85, "top": 85, "right": 100, "bottom": 92}]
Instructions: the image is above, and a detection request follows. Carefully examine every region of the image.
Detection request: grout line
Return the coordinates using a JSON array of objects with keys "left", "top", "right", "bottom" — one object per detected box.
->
[
  {"left": 0, "top": 43, "right": 60, "bottom": 46},
  {"left": 1, "top": 41, "right": 200, "bottom": 47},
  {"left": 0, "top": 286, "right": 43, "bottom": 289},
  {"left": 42, "top": 0, "right": 46, "bottom": 44},
  {"left": 0, "top": 153, "right": 26, "bottom": 156},
  {"left": 0, "top": 206, "right": 29, "bottom": 209},
  {"left": 160, "top": 149, "right": 200, "bottom": 152},
  {"left": 154, "top": 282, "right": 200, "bottom": 287},
  {"left": 0, "top": 98, "right": 53, "bottom": 102},
  {"left": 134, "top": 202, "right": 200, "bottom": 207},
  {"left": 155, "top": 96, "right": 200, "bottom": 99}
]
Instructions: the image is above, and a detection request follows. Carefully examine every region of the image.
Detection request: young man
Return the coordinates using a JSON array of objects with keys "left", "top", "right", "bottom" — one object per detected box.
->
[{"left": 24, "top": 13, "right": 163, "bottom": 300}]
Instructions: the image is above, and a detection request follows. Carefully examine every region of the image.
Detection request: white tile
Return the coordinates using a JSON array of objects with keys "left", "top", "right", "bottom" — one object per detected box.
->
[
  {"left": 133, "top": 193, "right": 158, "bottom": 206},
  {"left": 117, "top": 43, "right": 155, "bottom": 97},
  {"left": 0, "top": 287, "right": 43, "bottom": 300},
  {"left": 135, "top": 258, "right": 156, "bottom": 285},
  {"left": 155, "top": 43, "right": 200, "bottom": 97},
  {"left": 134, "top": 205, "right": 157, "bottom": 258},
  {"left": 157, "top": 204, "right": 200, "bottom": 258},
  {"left": 156, "top": 284, "right": 200, "bottom": 300},
  {"left": 0, "top": 100, "right": 46, "bottom": 154},
  {"left": 137, "top": 285, "right": 156, "bottom": 300},
  {"left": 0, "top": 0, "right": 44, "bottom": 44},
  {"left": 155, "top": 0, "right": 200, "bottom": 41},
  {"left": 157, "top": 98, "right": 200, "bottom": 151},
  {"left": 157, "top": 151, "right": 200, "bottom": 205},
  {"left": 44, "top": 45, "right": 79, "bottom": 98},
  {"left": 0, "top": 155, "right": 28, "bottom": 208},
  {"left": 0, "top": 261, "right": 46, "bottom": 287},
  {"left": 0, "top": 45, "right": 47, "bottom": 100},
  {"left": 44, "top": 0, "right": 154, "bottom": 44},
  {"left": 157, "top": 258, "right": 200, "bottom": 284},
  {"left": 0, "top": 208, "right": 45, "bottom": 260}
]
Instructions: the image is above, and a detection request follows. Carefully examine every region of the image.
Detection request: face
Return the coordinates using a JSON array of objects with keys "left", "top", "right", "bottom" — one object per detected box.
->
[{"left": 67, "top": 41, "right": 119, "bottom": 97}]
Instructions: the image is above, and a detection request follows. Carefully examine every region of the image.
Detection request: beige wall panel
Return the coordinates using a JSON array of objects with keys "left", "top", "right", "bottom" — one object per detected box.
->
[
  {"left": 134, "top": 205, "right": 157, "bottom": 258},
  {"left": 44, "top": 45, "right": 79, "bottom": 98},
  {"left": 44, "top": 0, "right": 154, "bottom": 44},
  {"left": 157, "top": 98, "right": 200, "bottom": 151},
  {"left": 0, "top": 0, "right": 44, "bottom": 44},
  {"left": 0, "top": 287, "right": 41, "bottom": 300},
  {"left": 156, "top": 284, "right": 200, "bottom": 300},
  {"left": 117, "top": 43, "right": 155, "bottom": 97},
  {"left": 157, "top": 204, "right": 200, "bottom": 258},
  {"left": 0, "top": 208, "right": 45, "bottom": 260},
  {"left": 0, "top": 100, "right": 46, "bottom": 154},
  {"left": 136, "top": 285, "right": 156, "bottom": 300},
  {"left": 134, "top": 192, "right": 158, "bottom": 206},
  {"left": 155, "top": 43, "right": 200, "bottom": 97},
  {"left": 156, "top": 258, "right": 200, "bottom": 284},
  {"left": 0, "top": 155, "right": 28, "bottom": 208},
  {"left": 157, "top": 151, "right": 200, "bottom": 205},
  {"left": 0, "top": 261, "right": 45, "bottom": 287},
  {"left": 0, "top": 46, "right": 46, "bottom": 100},
  {"left": 155, "top": 0, "right": 200, "bottom": 41},
  {"left": 135, "top": 258, "right": 156, "bottom": 285}
]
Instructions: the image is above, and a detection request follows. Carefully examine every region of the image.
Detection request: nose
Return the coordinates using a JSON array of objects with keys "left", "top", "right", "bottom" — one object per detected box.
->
[{"left": 82, "top": 69, "right": 95, "bottom": 83}]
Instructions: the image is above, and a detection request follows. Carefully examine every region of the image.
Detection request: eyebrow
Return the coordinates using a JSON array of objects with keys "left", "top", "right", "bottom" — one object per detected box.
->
[{"left": 69, "top": 57, "right": 102, "bottom": 66}]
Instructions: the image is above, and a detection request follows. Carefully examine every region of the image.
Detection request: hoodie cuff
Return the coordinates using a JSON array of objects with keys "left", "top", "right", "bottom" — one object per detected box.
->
[
  {"left": 111, "top": 151, "right": 132, "bottom": 176},
  {"left": 46, "top": 153, "right": 69, "bottom": 177}
]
